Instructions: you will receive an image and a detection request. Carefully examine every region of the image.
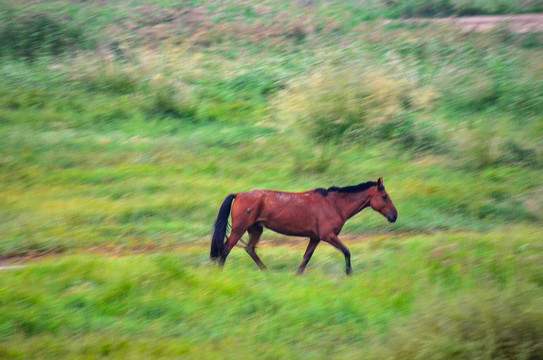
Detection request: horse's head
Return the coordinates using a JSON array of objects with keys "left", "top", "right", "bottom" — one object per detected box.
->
[{"left": 369, "top": 178, "right": 398, "bottom": 223}]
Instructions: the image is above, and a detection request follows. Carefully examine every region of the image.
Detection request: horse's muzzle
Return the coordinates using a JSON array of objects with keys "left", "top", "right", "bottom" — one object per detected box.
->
[{"left": 387, "top": 213, "right": 397, "bottom": 223}]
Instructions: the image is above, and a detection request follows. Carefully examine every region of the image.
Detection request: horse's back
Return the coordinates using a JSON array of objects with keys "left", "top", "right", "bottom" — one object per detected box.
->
[
  {"left": 232, "top": 189, "right": 324, "bottom": 237},
  {"left": 236, "top": 189, "right": 320, "bottom": 211}
]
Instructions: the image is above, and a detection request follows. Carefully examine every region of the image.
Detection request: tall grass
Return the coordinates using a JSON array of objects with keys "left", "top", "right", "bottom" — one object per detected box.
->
[
  {"left": 1, "top": 18, "right": 543, "bottom": 255},
  {"left": 1, "top": 229, "right": 542, "bottom": 358},
  {"left": 0, "top": 12, "right": 86, "bottom": 59},
  {"left": 368, "top": 286, "right": 543, "bottom": 359},
  {"left": 1, "top": 1, "right": 543, "bottom": 358}
]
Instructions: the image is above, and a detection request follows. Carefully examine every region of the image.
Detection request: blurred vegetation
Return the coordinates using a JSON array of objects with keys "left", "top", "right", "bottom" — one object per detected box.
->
[
  {"left": 1, "top": 1, "right": 542, "bottom": 255},
  {"left": 0, "top": 12, "right": 86, "bottom": 60},
  {"left": 1, "top": 0, "right": 543, "bottom": 358},
  {"left": 1, "top": 230, "right": 543, "bottom": 359},
  {"left": 383, "top": 0, "right": 543, "bottom": 17}
]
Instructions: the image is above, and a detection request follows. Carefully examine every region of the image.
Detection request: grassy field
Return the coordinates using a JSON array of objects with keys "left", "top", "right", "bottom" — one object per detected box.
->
[
  {"left": 2, "top": 230, "right": 543, "bottom": 359},
  {"left": 1, "top": 0, "right": 543, "bottom": 358}
]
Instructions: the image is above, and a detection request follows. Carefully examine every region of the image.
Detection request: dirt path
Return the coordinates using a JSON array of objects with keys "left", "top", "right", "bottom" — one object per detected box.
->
[
  {"left": 0, "top": 233, "right": 403, "bottom": 268},
  {"left": 399, "top": 14, "right": 543, "bottom": 33},
  {"left": 0, "top": 259, "right": 27, "bottom": 271}
]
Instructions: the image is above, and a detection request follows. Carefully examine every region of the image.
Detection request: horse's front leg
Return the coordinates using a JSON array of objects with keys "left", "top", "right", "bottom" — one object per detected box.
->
[{"left": 297, "top": 237, "right": 320, "bottom": 275}]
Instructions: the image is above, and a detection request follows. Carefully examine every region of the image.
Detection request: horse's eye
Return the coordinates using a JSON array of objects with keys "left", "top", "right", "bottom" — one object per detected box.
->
[{"left": 382, "top": 195, "right": 387, "bottom": 201}]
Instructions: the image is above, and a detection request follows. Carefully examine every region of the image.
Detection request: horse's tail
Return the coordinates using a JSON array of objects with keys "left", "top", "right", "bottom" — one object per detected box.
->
[{"left": 210, "top": 194, "right": 236, "bottom": 261}]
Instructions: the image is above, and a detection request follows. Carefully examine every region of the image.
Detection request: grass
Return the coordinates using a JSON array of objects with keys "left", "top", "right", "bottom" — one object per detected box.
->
[
  {"left": 1, "top": 230, "right": 542, "bottom": 359},
  {"left": 0, "top": 121, "right": 540, "bottom": 256},
  {"left": 1, "top": 0, "right": 543, "bottom": 358}
]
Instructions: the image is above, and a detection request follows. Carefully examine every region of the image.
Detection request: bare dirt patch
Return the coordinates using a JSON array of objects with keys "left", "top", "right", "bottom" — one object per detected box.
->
[
  {"left": 0, "top": 258, "right": 28, "bottom": 271},
  {"left": 0, "top": 234, "right": 400, "bottom": 266},
  {"left": 398, "top": 14, "right": 543, "bottom": 33}
]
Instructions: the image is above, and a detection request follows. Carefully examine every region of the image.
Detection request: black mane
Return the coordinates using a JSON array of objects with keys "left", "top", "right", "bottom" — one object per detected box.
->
[{"left": 314, "top": 181, "right": 378, "bottom": 196}]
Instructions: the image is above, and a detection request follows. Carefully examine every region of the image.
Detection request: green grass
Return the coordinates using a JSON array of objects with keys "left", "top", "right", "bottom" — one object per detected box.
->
[
  {"left": 0, "top": 121, "right": 540, "bottom": 256},
  {"left": 1, "top": 1, "right": 543, "bottom": 358},
  {"left": 1, "top": 230, "right": 542, "bottom": 359}
]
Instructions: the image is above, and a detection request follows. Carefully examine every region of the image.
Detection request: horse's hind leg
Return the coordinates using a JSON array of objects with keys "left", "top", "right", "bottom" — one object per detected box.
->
[
  {"left": 220, "top": 197, "right": 261, "bottom": 267},
  {"left": 245, "top": 224, "right": 267, "bottom": 271},
  {"left": 219, "top": 226, "right": 246, "bottom": 267},
  {"left": 219, "top": 202, "right": 256, "bottom": 267},
  {"left": 324, "top": 234, "right": 352, "bottom": 275},
  {"left": 297, "top": 237, "right": 320, "bottom": 275}
]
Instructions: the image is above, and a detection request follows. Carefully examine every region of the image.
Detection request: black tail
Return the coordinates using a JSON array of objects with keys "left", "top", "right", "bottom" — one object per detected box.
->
[{"left": 210, "top": 194, "right": 236, "bottom": 261}]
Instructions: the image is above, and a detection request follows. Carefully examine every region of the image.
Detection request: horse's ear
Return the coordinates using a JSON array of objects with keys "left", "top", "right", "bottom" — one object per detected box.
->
[{"left": 377, "top": 177, "right": 384, "bottom": 191}]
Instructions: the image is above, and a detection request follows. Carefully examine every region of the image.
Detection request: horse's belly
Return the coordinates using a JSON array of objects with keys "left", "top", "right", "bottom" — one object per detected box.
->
[
  {"left": 259, "top": 212, "right": 317, "bottom": 237},
  {"left": 262, "top": 223, "right": 311, "bottom": 237},
  {"left": 252, "top": 190, "right": 322, "bottom": 238}
]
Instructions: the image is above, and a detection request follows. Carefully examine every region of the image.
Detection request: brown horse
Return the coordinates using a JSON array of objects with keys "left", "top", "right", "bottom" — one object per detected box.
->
[{"left": 210, "top": 178, "right": 397, "bottom": 275}]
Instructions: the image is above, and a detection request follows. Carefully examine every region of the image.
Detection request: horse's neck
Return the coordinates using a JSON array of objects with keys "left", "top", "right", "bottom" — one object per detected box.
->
[{"left": 334, "top": 189, "right": 373, "bottom": 221}]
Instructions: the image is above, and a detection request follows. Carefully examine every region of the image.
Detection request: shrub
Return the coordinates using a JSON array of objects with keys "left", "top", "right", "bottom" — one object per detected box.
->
[
  {"left": 381, "top": 0, "right": 543, "bottom": 17},
  {"left": 381, "top": 0, "right": 456, "bottom": 18},
  {"left": 227, "top": 69, "right": 285, "bottom": 97},
  {"left": 454, "top": 126, "right": 502, "bottom": 169},
  {"left": 452, "top": 0, "right": 517, "bottom": 15},
  {"left": 500, "top": 140, "right": 538, "bottom": 167},
  {"left": 63, "top": 55, "right": 197, "bottom": 121},
  {"left": 0, "top": 13, "right": 85, "bottom": 59},
  {"left": 454, "top": 129, "right": 541, "bottom": 170},
  {"left": 499, "top": 71, "right": 543, "bottom": 116},
  {"left": 144, "top": 78, "right": 196, "bottom": 120},
  {"left": 368, "top": 287, "right": 543, "bottom": 360},
  {"left": 383, "top": 116, "right": 446, "bottom": 153},
  {"left": 439, "top": 69, "right": 499, "bottom": 112},
  {"left": 64, "top": 56, "right": 144, "bottom": 95},
  {"left": 273, "top": 65, "right": 447, "bottom": 153},
  {"left": 274, "top": 66, "right": 414, "bottom": 143}
]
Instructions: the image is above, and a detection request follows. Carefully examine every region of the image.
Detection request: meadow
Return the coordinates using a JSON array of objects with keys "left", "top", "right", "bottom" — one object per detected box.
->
[{"left": 1, "top": 0, "right": 543, "bottom": 358}]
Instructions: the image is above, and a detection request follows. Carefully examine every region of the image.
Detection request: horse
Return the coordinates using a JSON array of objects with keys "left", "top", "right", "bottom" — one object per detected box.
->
[{"left": 210, "top": 178, "right": 397, "bottom": 275}]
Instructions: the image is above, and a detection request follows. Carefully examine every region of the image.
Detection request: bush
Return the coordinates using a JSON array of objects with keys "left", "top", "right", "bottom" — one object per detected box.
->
[
  {"left": 453, "top": 126, "right": 502, "bottom": 169},
  {"left": 451, "top": 0, "right": 517, "bottom": 15},
  {"left": 144, "top": 79, "right": 197, "bottom": 120},
  {"left": 64, "top": 56, "right": 144, "bottom": 94},
  {"left": 273, "top": 65, "right": 448, "bottom": 153},
  {"left": 454, "top": 123, "right": 540, "bottom": 169},
  {"left": 440, "top": 70, "right": 499, "bottom": 112},
  {"left": 381, "top": 0, "right": 543, "bottom": 17},
  {"left": 380, "top": 116, "right": 446, "bottom": 153},
  {"left": 274, "top": 66, "right": 414, "bottom": 143},
  {"left": 498, "top": 71, "right": 543, "bottom": 116},
  {"left": 382, "top": 0, "right": 456, "bottom": 18},
  {"left": 0, "top": 13, "right": 85, "bottom": 59},
  {"left": 368, "top": 287, "right": 543, "bottom": 360},
  {"left": 500, "top": 140, "right": 538, "bottom": 167},
  {"left": 227, "top": 69, "right": 285, "bottom": 97}
]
